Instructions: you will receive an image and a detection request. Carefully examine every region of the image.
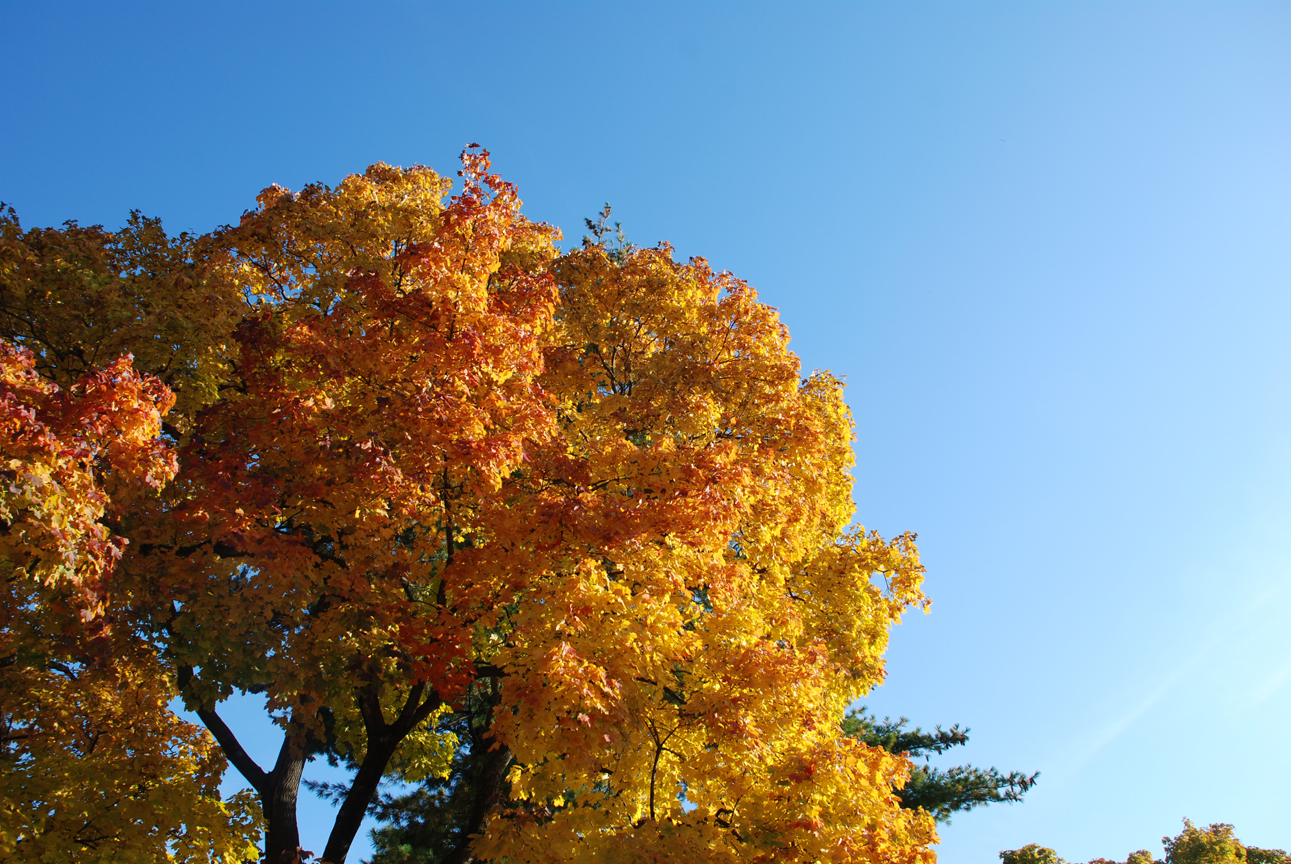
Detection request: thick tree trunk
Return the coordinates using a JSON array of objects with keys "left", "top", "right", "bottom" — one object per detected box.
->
[
  {"left": 188, "top": 692, "right": 309, "bottom": 864},
  {"left": 263, "top": 734, "right": 308, "bottom": 864}
]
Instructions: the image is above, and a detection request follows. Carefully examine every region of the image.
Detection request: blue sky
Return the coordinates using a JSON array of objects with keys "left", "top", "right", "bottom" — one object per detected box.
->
[{"left": 4, "top": 2, "right": 1289, "bottom": 860}]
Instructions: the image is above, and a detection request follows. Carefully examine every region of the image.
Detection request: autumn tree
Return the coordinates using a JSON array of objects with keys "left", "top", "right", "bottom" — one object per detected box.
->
[
  {"left": 1159, "top": 820, "right": 1285, "bottom": 864},
  {"left": 1000, "top": 845, "right": 1156, "bottom": 864},
  {"left": 0, "top": 338, "right": 260, "bottom": 861},
  {"left": 1001, "top": 847, "right": 1066, "bottom": 864},
  {"left": 1000, "top": 819, "right": 1288, "bottom": 864},
  {"left": 4, "top": 151, "right": 939, "bottom": 864},
  {"left": 363, "top": 219, "right": 1033, "bottom": 864},
  {"left": 1162, "top": 822, "right": 1247, "bottom": 864}
]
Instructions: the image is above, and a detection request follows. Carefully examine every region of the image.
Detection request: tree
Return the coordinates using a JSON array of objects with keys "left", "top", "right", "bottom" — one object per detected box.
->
[
  {"left": 4, "top": 151, "right": 939, "bottom": 864},
  {"left": 0, "top": 339, "right": 261, "bottom": 861},
  {"left": 1162, "top": 821, "right": 1245, "bottom": 864},
  {"left": 1001, "top": 847, "right": 1066, "bottom": 864},
  {"left": 364, "top": 214, "right": 1033, "bottom": 862},
  {"left": 842, "top": 708, "right": 1038, "bottom": 823},
  {"left": 125, "top": 153, "right": 565, "bottom": 864},
  {"left": 998, "top": 843, "right": 1152, "bottom": 864},
  {"left": 1000, "top": 819, "right": 1288, "bottom": 864}
]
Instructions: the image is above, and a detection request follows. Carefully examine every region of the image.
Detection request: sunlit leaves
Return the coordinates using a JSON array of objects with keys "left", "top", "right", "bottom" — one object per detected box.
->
[
  {"left": 464, "top": 243, "right": 936, "bottom": 863},
  {"left": 0, "top": 206, "right": 246, "bottom": 423}
]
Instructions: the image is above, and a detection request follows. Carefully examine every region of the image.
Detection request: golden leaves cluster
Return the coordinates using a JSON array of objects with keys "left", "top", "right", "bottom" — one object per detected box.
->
[
  {"left": 470, "top": 244, "right": 936, "bottom": 863},
  {"left": 0, "top": 206, "right": 245, "bottom": 422}
]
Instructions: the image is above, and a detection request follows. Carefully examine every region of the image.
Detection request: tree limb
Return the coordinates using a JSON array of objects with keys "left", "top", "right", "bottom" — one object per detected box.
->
[{"left": 178, "top": 666, "right": 269, "bottom": 795}]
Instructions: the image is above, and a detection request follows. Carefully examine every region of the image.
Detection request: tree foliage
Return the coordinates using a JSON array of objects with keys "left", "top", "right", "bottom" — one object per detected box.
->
[
  {"left": 1002, "top": 847, "right": 1067, "bottom": 864},
  {"left": 1000, "top": 819, "right": 1287, "bottom": 864},
  {"left": 1161, "top": 821, "right": 1246, "bottom": 864},
  {"left": 0, "top": 338, "right": 261, "bottom": 861},
  {"left": 842, "top": 708, "right": 1037, "bottom": 823},
  {"left": 1, "top": 152, "right": 939, "bottom": 864},
  {"left": 0, "top": 205, "right": 245, "bottom": 422}
]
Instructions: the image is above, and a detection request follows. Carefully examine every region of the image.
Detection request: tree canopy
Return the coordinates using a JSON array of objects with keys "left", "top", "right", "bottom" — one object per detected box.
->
[
  {"left": 1, "top": 151, "right": 939, "bottom": 864},
  {"left": 1000, "top": 820, "right": 1288, "bottom": 864}
]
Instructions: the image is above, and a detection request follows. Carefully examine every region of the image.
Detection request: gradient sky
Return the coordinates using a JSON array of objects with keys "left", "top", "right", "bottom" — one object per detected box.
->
[{"left": 4, "top": 3, "right": 1289, "bottom": 861}]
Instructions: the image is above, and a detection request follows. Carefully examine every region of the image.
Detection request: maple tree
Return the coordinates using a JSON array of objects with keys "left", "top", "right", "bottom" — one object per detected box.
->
[
  {"left": 2, "top": 151, "right": 940, "bottom": 864},
  {"left": 363, "top": 212, "right": 1021, "bottom": 863}
]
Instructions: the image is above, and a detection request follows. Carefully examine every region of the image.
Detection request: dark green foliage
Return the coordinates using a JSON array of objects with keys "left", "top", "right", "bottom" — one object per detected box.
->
[
  {"left": 844, "top": 707, "right": 1038, "bottom": 823},
  {"left": 581, "top": 204, "right": 634, "bottom": 263},
  {"left": 365, "top": 777, "right": 476, "bottom": 864},
  {"left": 841, "top": 708, "right": 971, "bottom": 757}
]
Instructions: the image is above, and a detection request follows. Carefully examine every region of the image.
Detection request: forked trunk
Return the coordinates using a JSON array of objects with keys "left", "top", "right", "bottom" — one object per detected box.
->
[{"left": 321, "top": 735, "right": 399, "bottom": 864}]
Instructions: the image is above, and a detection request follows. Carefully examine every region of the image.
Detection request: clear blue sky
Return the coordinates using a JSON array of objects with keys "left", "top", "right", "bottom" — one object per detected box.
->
[{"left": 4, "top": 2, "right": 1289, "bottom": 860}]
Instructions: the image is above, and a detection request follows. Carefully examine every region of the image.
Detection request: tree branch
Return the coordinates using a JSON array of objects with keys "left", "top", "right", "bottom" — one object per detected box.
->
[
  {"left": 136, "top": 539, "right": 253, "bottom": 560},
  {"left": 198, "top": 706, "right": 270, "bottom": 795},
  {"left": 357, "top": 688, "right": 387, "bottom": 735},
  {"left": 393, "top": 683, "right": 428, "bottom": 731},
  {"left": 178, "top": 666, "right": 269, "bottom": 795}
]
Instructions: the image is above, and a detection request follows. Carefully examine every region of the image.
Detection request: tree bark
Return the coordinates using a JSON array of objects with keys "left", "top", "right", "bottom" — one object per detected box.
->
[
  {"left": 180, "top": 669, "right": 304, "bottom": 864},
  {"left": 188, "top": 693, "right": 307, "bottom": 864},
  {"left": 263, "top": 733, "right": 308, "bottom": 864},
  {"left": 320, "top": 735, "right": 398, "bottom": 864}
]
